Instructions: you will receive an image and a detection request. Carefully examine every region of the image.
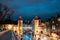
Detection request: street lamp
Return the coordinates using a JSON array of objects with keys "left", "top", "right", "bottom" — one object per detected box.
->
[{"left": 58, "top": 18, "right": 60, "bottom": 21}]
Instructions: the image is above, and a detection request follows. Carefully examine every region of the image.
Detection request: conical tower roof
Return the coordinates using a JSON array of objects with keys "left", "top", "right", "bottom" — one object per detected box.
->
[
  {"left": 18, "top": 16, "right": 22, "bottom": 20},
  {"left": 34, "top": 16, "right": 39, "bottom": 20}
]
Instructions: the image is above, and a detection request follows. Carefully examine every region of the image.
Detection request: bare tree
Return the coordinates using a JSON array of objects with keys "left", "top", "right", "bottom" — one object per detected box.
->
[{"left": 0, "top": 3, "right": 14, "bottom": 23}]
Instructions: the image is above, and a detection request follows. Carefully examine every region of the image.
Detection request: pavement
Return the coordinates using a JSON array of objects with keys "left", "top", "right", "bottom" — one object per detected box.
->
[
  {"left": 0, "top": 30, "right": 8, "bottom": 36},
  {"left": 0, "top": 30, "right": 60, "bottom": 40},
  {"left": 0, "top": 30, "right": 18, "bottom": 40}
]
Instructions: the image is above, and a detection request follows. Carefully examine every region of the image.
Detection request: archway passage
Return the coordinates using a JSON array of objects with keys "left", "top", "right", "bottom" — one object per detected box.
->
[{"left": 22, "top": 30, "right": 32, "bottom": 40}]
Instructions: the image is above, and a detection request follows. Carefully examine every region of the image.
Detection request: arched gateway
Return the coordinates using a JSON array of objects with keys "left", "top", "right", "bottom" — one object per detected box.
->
[{"left": 22, "top": 24, "right": 33, "bottom": 40}]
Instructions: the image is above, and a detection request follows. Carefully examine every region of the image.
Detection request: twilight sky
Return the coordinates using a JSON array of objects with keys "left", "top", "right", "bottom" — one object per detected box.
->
[{"left": 0, "top": 0, "right": 60, "bottom": 21}]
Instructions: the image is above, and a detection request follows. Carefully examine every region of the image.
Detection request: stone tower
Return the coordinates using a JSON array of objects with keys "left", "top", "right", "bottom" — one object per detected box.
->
[{"left": 18, "top": 16, "right": 23, "bottom": 39}]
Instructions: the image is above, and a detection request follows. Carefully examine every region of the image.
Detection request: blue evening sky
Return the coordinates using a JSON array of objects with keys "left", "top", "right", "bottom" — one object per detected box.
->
[{"left": 0, "top": 0, "right": 60, "bottom": 21}]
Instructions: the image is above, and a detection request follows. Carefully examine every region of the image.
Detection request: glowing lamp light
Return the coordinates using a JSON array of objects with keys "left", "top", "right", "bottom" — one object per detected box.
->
[
  {"left": 17, "top": 27, "right": 20, "bottom": 34},
  {"left": 38, "top": 29, "right": 40, "bottom": 32},
  {"left": 58, "top": 18, "right": 60, "bottom": 21},
  {"left": 36, "top": 35, "right": 40, "bottom": 40},
  {"left": 7, "top": 25, "right": 13, "bottom": 30},
  {"left": 13, "top": 27, "right": 17, "bottom": 31},
  {"left": 51, "top": 32, "right": 57, "bottom": 37},
  {"left": 40, "top": 36, "right": 49, "bottom": 40}
]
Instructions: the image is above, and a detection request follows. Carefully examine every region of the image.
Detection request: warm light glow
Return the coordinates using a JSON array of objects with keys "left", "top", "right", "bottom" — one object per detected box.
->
[
  {"left": 39, "top": 23, "right": 45, "bottom": 27},
  {"left": 35, "top": 35, "right": 40, "bottom": 40},
  {"left": 58, "top": 18, "right": 60, "bottom": 21},
  {"left": 7, "top": 25, "right": 13, "bottom": 30},
  {"left": 52, "top": 21, "right": 54, "bottom": 23},
  {"left": 51, "top": 33, "right": 57, "bottom": 37},
  {"left": 17, "top": 27, "right": 19, "bottom": 34},
  {"left": 42, "top": 23, "right": 45, "bottom": 26},
  {"left": 35, "top": 27, "right": 41, "bottom": 34},
  {"left": 52, "top": 25, "right": 55, "bottom": 30},
  {"left": 13, "top": 27, "right": 17, "bottom": 31},
  {"left": 41, "top": 36, "right": 49, "bottom": 40}
]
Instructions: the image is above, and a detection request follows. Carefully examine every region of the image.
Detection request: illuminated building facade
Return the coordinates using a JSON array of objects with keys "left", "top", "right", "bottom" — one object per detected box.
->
[
  {"left": 33, "top": 16, "right": 48, "bottom": 40},
  {"left": 34, "top": 16, "right": 40, "bottom": 40},
  {"left": 17, "top": 16, "right": 23, "bottom": 39},
  {"left": 1, "top": 16, "right": 60, "bottom": 40},
  {"left": 2, "top": 16, "right": 24, "bottom": 40}
]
